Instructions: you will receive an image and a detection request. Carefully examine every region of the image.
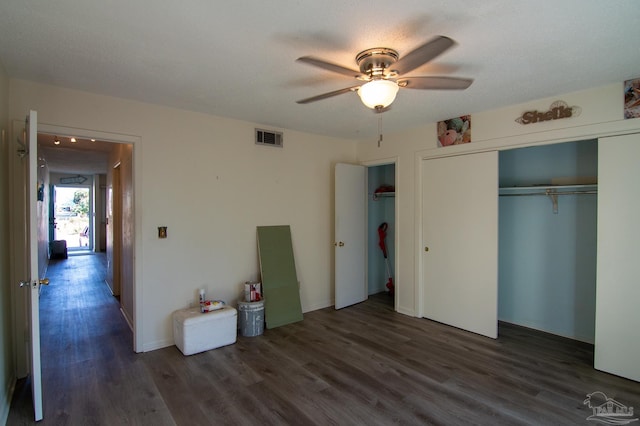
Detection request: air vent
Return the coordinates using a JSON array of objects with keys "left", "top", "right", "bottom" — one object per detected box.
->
[{"left": 255, "top": 129, "right": 283, "bottom": 147}]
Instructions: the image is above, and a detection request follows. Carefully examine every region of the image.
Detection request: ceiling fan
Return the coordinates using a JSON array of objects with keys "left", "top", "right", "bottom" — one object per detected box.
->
[{"left": 295, "top": 36, "right": 473, "bottom": 111}]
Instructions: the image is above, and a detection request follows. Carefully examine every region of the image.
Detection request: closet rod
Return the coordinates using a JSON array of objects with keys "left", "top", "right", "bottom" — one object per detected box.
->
[
  {"left": 500, "top": 189, "right": 597, "bottom": 213},
  {"left": 499, "top": 190, "right": 597, "bottom": 197}
]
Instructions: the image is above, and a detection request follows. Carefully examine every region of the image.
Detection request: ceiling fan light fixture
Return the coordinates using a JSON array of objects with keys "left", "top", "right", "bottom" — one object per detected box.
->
[{"left": 358, "top": 79, "right": 399, "bottom": 109}]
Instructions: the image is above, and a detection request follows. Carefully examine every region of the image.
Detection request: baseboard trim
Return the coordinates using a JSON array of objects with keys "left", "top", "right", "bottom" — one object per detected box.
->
[
  {"left": 1, "top": 376, "right": 17, "bottom": 425},
  {"left": 120, "top": 308, "right": 133, "bottom": 332},
  {"left": 143, "top": 339, "right": 175, "bottom": 353},
  {"left": 396, "top": 306, "right": 415, "bottom": 317},
  {"left": 302, "top": 300, "right": 332, "bottom": 313}
]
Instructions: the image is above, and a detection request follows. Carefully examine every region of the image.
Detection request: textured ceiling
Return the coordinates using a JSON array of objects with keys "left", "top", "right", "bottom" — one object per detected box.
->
[{"left": 1, "top": 1, "right": 640, "bottom": 143}]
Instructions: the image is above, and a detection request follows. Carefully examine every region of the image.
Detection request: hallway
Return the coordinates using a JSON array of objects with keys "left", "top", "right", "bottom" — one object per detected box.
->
[{"left": 7, "top": 254, "right": 174, "bottom": 425}]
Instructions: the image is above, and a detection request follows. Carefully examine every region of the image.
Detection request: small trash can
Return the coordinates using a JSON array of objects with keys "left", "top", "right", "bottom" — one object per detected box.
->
[
  {"left": 49, "top": 240, "right": 68, "bottom": 259},
  {"left": 237, "top": 300, "right": 264, "bottom": 337}
]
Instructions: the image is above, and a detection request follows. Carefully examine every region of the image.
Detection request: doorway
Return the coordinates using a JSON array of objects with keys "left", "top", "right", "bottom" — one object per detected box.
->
[
  {"left": 367, "top": 163, "right": 395, "bottom": 306},
  {"left": 36, "top": 124, "right": 138, "bottom": 350},
  {"left": 52, "top": 185, "right": 92, "bottom": 252},
  {"left": 498, "top": 139, "right": 598, "bottom": 342},
  {"left": 334, "top": 161, "right": 397, "bottom": 311},
  {"left": 419, "top": 141, "right": 597, "bottom": 341}
]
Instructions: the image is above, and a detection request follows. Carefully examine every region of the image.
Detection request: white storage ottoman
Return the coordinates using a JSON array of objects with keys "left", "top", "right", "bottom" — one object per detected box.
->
[{"left": 172, "top": 306, "right": 237, "bottom": 355}]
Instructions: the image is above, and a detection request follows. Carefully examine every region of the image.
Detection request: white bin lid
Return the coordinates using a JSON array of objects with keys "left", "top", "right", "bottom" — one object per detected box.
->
[
  {"left": 237, "top": 300, "right": 265, "bottom": 311},
  {"left": 173, "top": 305, "right": 236, "bottom": 326}
]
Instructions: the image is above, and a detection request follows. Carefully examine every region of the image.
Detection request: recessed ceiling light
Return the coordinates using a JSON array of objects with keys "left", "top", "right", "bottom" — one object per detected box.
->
[
  {"left": 53, "top": 136, "right": 60, "bottom": 145},
  {"left": 70, "top": 137, "right": 77, "bottom": 143},
  {"left": 90, "top": 139, "right": 96, "bottom": 142}
]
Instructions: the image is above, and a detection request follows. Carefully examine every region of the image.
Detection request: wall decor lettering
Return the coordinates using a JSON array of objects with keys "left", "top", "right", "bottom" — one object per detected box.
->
[{"left": 515, "top": 100, "right": 581, "bottom": 125}]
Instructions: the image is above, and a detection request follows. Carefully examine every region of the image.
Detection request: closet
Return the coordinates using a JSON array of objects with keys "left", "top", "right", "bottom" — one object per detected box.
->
[
  {"left": 367, "top": 164, "right": 395, "bottom": 298},
  {"left": 498, "top": 139, "right": 598, "bottom": 342},
  {"left": 422, "top": 152, "right": 498, "bottom": 338}
]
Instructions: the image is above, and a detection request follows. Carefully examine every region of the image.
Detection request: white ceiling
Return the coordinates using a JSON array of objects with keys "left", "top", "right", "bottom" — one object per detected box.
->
[
  {"left": 1, "top": 1, "right": 639, "bottom": 142},
  {"left": 37, "top": 133, "right": 113, "bottom": 175}
]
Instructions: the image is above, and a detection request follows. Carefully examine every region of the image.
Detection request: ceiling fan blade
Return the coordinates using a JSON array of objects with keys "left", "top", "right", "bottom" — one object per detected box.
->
[
  {"left": 296, "top": 56, "right": 363, "bottom": 79},
  {"left": 397, "top": 76, "right": 473, "bottom": 90},
  {"left": 393, "top": 36, "right": 456, "bottom": 75},
  {"left": 296, "top": 85, "right": 361, "bottom": 104}
]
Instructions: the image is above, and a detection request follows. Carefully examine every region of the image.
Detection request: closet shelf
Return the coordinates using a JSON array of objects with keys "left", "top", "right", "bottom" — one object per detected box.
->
[
  {"left": 499, "top": 184, "right": 597, "bottom": 214},
  {"left": 499, "top": 184, "right": 597, "bottom": 196}
]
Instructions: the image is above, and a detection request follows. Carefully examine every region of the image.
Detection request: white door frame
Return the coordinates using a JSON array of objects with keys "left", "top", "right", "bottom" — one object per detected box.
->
[{"left": 37, "top": 123, "right": 144, "bottom": 352}]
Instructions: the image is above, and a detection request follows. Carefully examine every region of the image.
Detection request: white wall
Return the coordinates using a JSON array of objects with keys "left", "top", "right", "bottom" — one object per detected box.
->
[
  {"left": 357, "top": 83, "right": 640, "bottom": 317},
  {"left": 0, "top": 59, "right": 14, "bottom": 425},
  {"left": 9, "top": 79, "right": 357, "bottom": 351}
]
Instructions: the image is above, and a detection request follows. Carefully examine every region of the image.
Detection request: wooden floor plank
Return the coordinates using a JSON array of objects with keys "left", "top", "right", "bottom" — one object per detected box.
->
[{"left": 7, "top": 255, "right": 640, "bottom": 425}]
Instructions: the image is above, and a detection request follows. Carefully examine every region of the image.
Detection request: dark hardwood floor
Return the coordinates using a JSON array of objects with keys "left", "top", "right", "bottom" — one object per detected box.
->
[{"left": 7, "top": 254, "right": 640, "bottom": 425}]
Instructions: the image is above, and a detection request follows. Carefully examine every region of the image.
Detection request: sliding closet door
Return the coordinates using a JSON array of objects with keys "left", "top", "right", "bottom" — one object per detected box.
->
[
  {"left": 595, "top": 134, "right": 640, "bottom": 382},
  {"left": 422, "top": 151, "right": 498, "bottom": 338}
]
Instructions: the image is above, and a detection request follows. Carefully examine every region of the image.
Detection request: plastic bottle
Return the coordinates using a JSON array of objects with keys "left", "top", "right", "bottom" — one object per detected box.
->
[{"left": 199, "top": 289, "right": 206, "bottom": 313}]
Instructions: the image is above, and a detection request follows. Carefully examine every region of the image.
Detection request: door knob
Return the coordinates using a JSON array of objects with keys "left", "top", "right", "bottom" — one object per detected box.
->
[{"left": 19, "top": 278, "right": 49, "bottom": 288}]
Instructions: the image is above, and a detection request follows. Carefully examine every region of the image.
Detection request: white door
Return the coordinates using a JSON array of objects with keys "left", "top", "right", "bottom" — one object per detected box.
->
[
  {"left": 422, "top": 152, "right": 498, "bottom": 338},
  {"left": 595, "top": 134, "right": 640, "bottom": 382},
  {"left": 21, "top": 110, "right": 45, "bottom": 421},
  {"left": 335, "top": 163, "right": 366, "bottom": 309}
]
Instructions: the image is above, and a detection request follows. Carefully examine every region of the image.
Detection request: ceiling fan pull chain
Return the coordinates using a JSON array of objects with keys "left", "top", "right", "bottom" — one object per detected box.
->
[{"left": 378, "top": 114, "right": 383, "bottom": 147}]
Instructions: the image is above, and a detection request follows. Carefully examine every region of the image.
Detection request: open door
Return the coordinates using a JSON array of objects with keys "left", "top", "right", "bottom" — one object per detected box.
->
[
  {"left": 106, "top": 163, "right": 121, "bottom": 296},
  {"left": 595, "top": 133, "right": 640, "bottom": 382},
  {"left": 422, "top": 152, "right": 498, "bottom": 338},
  {"left": 18, "top": 110, "right": 45, "bottom": 421},
  {"left": 334, "top": 163, "right": 366, "bottom": 309}
]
